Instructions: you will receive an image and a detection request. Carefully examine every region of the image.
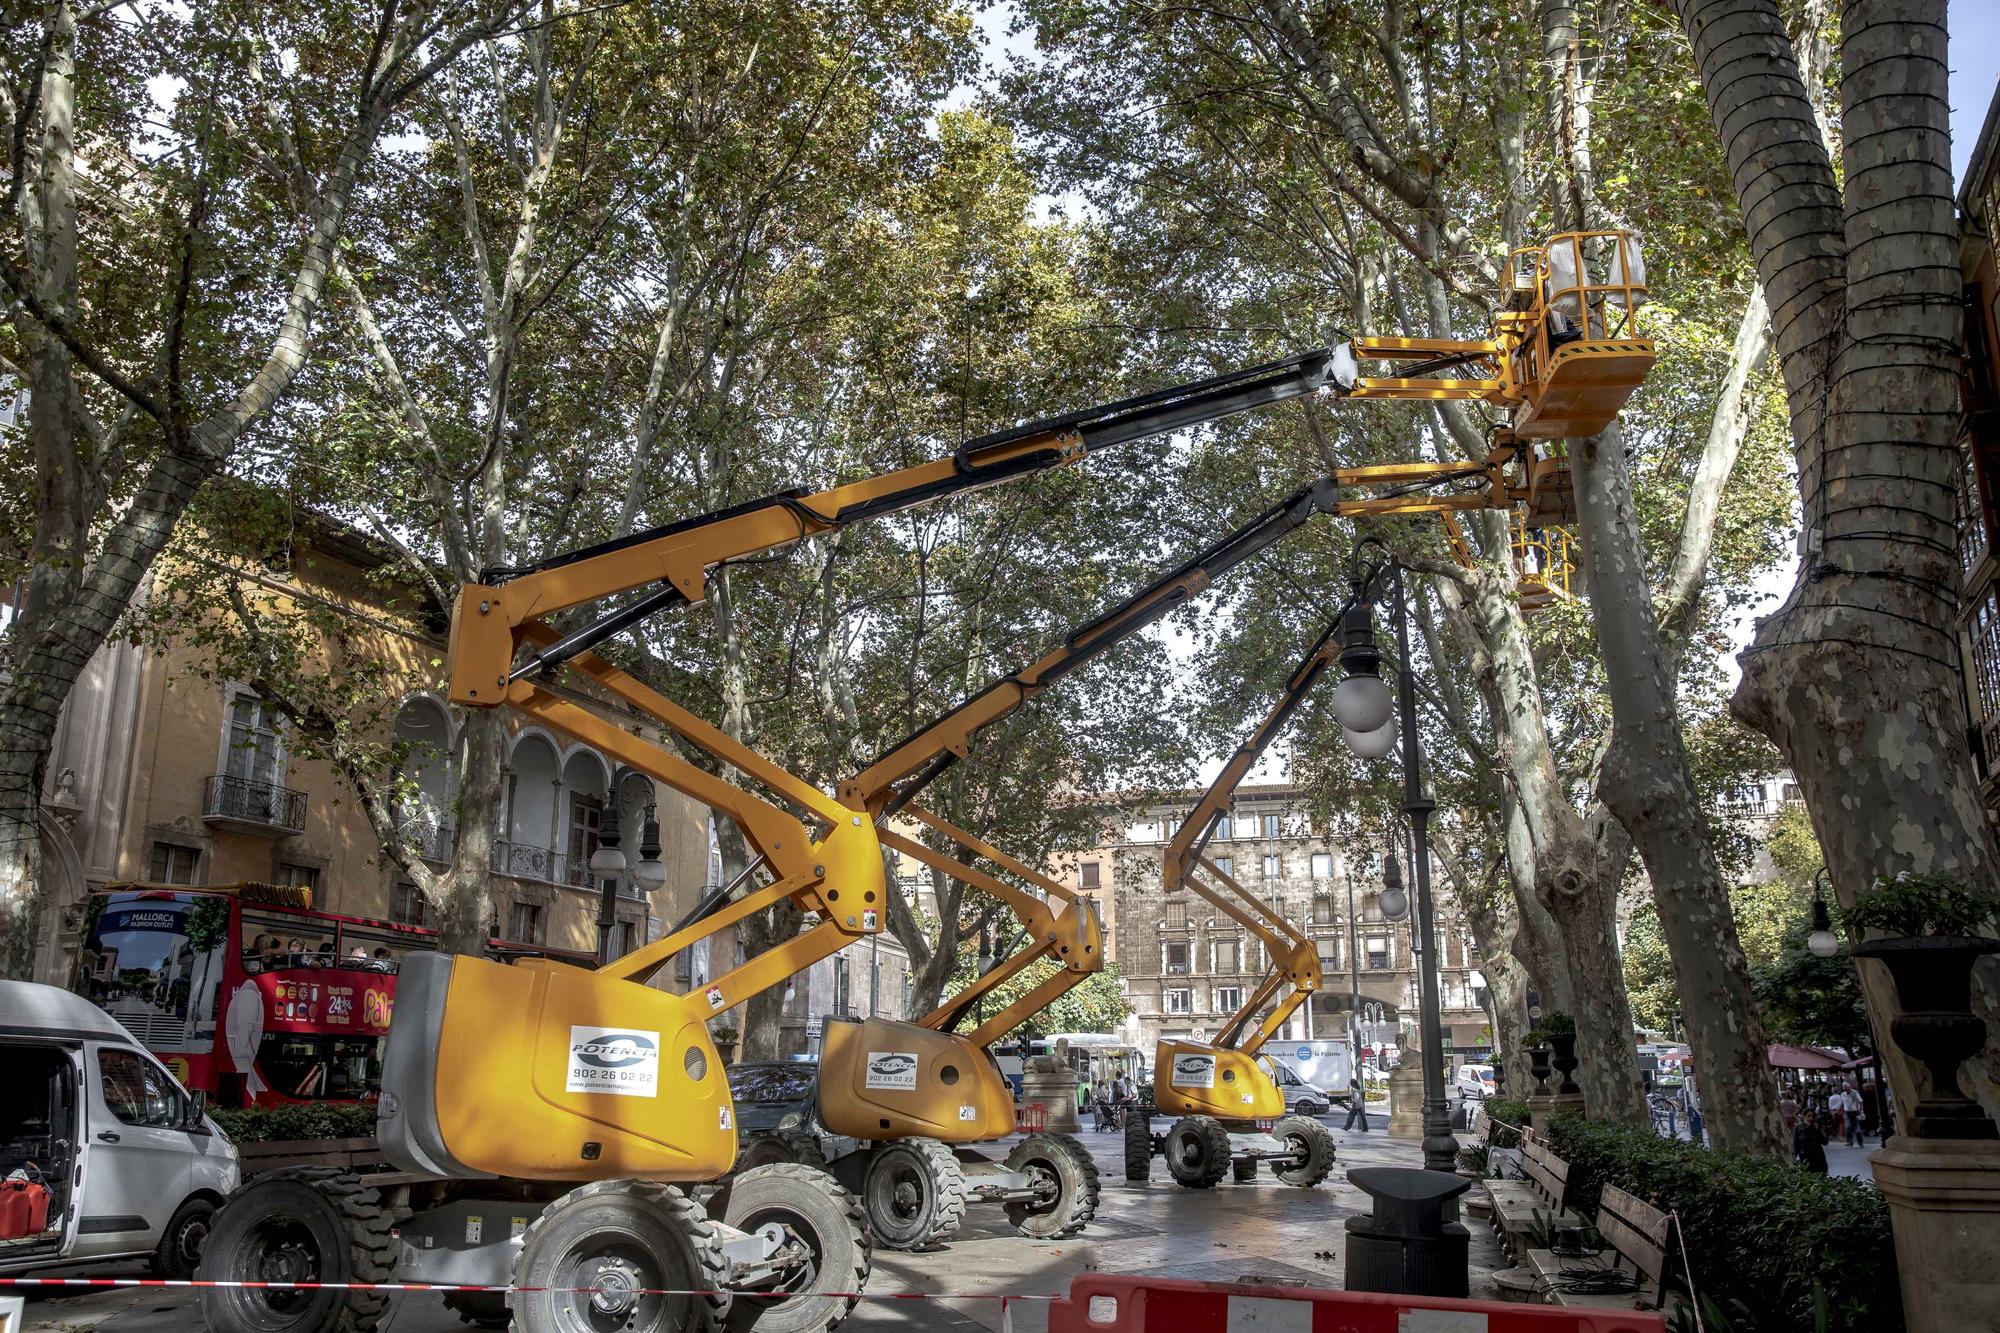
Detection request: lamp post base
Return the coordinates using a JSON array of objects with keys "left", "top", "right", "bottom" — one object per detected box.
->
[{"left": 1421, "top": 1099, "right": 1459, "bottom": 1175}]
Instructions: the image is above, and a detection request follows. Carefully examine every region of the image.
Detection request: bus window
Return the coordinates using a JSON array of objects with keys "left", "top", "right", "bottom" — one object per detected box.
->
[
  {"left": 72, "top": 892, "right": 225, "bottom": 1051},
  {"left": 241, "top": 908, "right": 317, "bottom": 971},
  {"left": 334, "top": 923, "right": 435, "bottom": 974}
]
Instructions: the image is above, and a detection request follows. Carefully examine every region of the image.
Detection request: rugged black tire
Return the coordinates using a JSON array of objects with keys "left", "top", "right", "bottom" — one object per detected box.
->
[
  {"left": 1271, "top": 1113, "right": 1337, "bottom": 1189},
  {"left": 719, "top": 1164, "right": 869, "bottom": 1333},
  {"left": 1122, "top": 1113, "right": 1153, "bottom": 1182},
  {"left": 438, "top": 1291, "right": 510, "bottom": 1328},
  {"left": 198, "top": 1167, "right": 395, "bottom": 1333},
  {"left": 1003, "top": 1132, "right": 1100, "bottom": 1239},
  {"left": 511, "top": 1178, "right": 728, "bottom": 1333},
  {"left": 1163, "top": 1116, "right": 1231, "bottom": 1190},
  {"left": 735, "top": 1129, "right": 828, "bottom": 1174},
  {"left": 155, "top": 1195, "right": 217, "bottom": 1279},
  {"left": 1231, "top": 1158, "right": 1258, "bottom": 1184},
  {"left": 860, "top": 1138, "right": 965, "bottom": 1251}
]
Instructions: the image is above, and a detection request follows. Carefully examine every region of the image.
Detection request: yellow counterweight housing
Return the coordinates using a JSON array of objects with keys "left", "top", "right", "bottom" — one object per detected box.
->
[
  {"left": 817, "top": 1017, "right": 1017, "bottom": 1142},
  {"left": 379, "top": 951, "right": 735, "bottom": 1182},
  {"left": 1152, "top": 1039, "right": 1285, "bottom": 1121}
]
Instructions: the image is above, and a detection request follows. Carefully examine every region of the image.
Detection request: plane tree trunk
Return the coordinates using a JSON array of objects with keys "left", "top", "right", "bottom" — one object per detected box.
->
[
  {"left": 1675, "top": 0, "right": 1999, "bottom": 1119},
  {"left": 1571, "top": 422, "right": 1786, "bottom": 1150}
]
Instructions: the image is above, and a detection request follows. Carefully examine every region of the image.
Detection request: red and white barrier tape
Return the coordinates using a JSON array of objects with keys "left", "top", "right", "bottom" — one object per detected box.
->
[{"left": 0, "top": 1277, "right": 1054, "bottom": 1302}]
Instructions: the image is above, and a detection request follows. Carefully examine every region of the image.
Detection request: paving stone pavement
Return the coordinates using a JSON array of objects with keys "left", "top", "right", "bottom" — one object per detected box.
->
[{"left": 16, "top": 1123, "right": 1501, "bottom": 1333}]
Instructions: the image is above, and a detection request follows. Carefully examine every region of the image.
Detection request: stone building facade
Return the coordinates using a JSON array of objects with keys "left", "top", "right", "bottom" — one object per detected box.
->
[
  {"left": 1093, "top": 784, "right": 1490, "bottom": 1066},
  {"left": 25, "top": 512, "right": 707, "bottom": 983}
]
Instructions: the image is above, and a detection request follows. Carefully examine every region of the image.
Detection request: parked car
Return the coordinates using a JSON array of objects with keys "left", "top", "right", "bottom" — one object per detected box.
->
[
  {"left": 0, "top": 980, "right": 239, "bottom": 1278},
  {"left": 1454, "top": 1063, "right": 1497, "bottom": 1102},
  {"left": 1264, "top": 1059, "right": 1333, "bottom": 1116}
]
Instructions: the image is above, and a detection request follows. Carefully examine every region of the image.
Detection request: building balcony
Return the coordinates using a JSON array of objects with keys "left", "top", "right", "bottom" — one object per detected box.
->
[
  {"left": 203, "top": 775, "right": 307, "bottom": 836},
  {"left": 494, "top": 839, "right": 578, "bottom": 886},
  {"left": 491, "top": 838, "right": 647, "bottom": 895},
  {"left": 1718, "top": 796, "right": 1801, "bottom": 820},
  {"left": 407, "top": 820, "right": 455, "bottom": 864}
]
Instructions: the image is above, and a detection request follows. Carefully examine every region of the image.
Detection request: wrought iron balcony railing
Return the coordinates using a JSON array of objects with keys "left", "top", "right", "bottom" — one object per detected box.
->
[{"left": 203, "top": 775, "right": 307, "bottom": 835}]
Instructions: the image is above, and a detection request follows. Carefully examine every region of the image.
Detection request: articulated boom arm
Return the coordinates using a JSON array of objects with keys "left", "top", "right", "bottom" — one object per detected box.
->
[
  {"left": 1162, "top": 617, "right": 1364, "bottom": 1058},
  {"left": 847, "top": 453, "right": 1535, "bottom": 1049},
  {"left": 435, "top": 255, "right": 1642, "bottom": 1027},
  {"left": 850, "top": 480, "right": 1344, "bottom": 1049},
  {"left": 445, "top": 351, "right": 1349, "bottom": 705},
  {"left": 845, "top": 478, "right": 1337, "bottom": 819},
  {"left": 842, "top": 443, "right": 1535, "bottom": 823},
  {"left": 440, "top": 352, "right": 1346, "bottom": 1029},
  {"left": 469, "top": 626, "right": 883, "bottom": 1018}
]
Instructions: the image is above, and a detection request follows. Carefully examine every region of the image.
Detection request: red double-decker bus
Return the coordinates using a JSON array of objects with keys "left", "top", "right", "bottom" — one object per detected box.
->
[{"left": 69, "top": 882, "right": 591, "bottom": 1107}]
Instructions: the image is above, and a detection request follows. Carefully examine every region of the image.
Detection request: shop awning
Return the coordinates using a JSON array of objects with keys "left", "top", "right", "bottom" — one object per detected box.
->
[{"left": 1768, "top": 1043, "right": 1845, "bottom": 1070}]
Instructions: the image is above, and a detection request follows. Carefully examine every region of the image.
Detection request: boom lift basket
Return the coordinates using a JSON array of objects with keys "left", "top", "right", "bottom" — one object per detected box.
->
[
  {"left": 1506, "top": 231, "right": 1653, "bottom": 439},
  {"left": 1340, "top": 230, "right": 1653, "bottom": 441}
]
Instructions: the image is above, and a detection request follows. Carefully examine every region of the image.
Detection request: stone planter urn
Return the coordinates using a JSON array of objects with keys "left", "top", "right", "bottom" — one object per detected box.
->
[
  {"left": 1548, "top": 1033, "right": 1582, "bottom": 1097},
  {"left": 1528, "top": 1045, "right": 1553, "bottom": 1097},
  {"left": 1853, "top": 935, "right": 2000, "bottom": 1139}
]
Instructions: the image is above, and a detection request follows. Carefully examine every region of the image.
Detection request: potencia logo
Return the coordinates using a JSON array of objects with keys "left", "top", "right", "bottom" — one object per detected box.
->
[
  {"left": 573, "top": 1032, "right": 658, "bottom": 1069},
  {"left": 1175, "top": 1054, "right": 1214, "bottom": 1075},
  {"left": 869, "top": 1053, "right": 917, "bottom": 1077}
]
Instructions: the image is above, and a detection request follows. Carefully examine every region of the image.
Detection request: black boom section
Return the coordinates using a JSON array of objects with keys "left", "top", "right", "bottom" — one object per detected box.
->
[{"left": 877, "top": 477, "right": 1342, "bottom": 816}]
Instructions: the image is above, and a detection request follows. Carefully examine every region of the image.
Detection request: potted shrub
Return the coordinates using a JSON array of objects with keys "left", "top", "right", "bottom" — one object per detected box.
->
[
  {"left": 1457, "top": 1142, "right": 1490, "bottom": 1179},
  {"left": 1526, "top": 1032, "right": 1554, "bottom": 1097},
  {"left": 1844, "top": 872, "right": 2000, "bottom": 1139},
  {"left": 712, "top": 1024, "right": 741, "bottom": 1066},
  {"left": 1483, "top": 1095, "right": 1529, "bottom": 1178},
  {"left": 1540, "top": 1010, "right": 1581, "bottom": 1096}
]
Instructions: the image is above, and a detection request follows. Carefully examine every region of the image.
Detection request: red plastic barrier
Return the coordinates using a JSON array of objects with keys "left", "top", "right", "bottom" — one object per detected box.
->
[
  {"left": 1036, "top": 1274, "right": 1667, "bottom": 1333},
  {"left": 1021, "top": 1102, "right": 1049, "bottom": 1133}
]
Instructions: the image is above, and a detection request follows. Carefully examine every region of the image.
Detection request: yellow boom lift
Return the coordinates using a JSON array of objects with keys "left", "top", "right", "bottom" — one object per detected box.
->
[
  {"left": 802, "top": 480, "right": 1357, "bottom": 1249},
  {"left": 1123, "top": 618, "right": 1352, "bottom": 1190},
  {"left": 194, "top": 230, "right": 1648, "bottom": 1333},
  {"left": 772, "top": 408, "right": 1594, "bottom": 1249}
]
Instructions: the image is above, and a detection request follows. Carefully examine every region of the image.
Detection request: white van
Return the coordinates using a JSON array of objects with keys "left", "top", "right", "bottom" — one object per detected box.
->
[
  {"left": 1454, "top": 1063, "right": 1497, "bottom": 1102},
  {"left": 1261, "top": 1059, "right": 1334, "bottom": 1116},
  {"left": 0, "top": 981, "right": 238, "bottom": 1277}
]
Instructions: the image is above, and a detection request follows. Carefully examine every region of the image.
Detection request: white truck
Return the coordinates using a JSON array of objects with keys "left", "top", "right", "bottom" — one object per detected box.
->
[{"left": 0, "top": 981, "right": 239, "bottom": 1278}]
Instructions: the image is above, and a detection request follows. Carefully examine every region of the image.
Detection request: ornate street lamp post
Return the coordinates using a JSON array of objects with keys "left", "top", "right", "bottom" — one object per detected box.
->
[
  {"left": 592, "top": 784, "right": 669, "bottom": 965},
  {"left": 1330, "top": 545, "right": 1457, "bottom": 1173}
]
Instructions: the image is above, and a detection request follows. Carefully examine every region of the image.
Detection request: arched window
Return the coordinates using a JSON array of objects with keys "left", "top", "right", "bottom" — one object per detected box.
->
[
  {"left": 393, "top": 698, "right": 455, "bottom": 861},
  {"left": 561, "top": 750, "right": 610, "bottom": 885},
  {"left": 507, "top": 734, "right": 561, "bottom": 863}
]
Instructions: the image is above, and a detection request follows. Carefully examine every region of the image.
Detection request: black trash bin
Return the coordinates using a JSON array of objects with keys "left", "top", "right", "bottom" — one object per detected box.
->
[{"left": 1342, "top": 1166, "right": 1473, "bottom": 1297}]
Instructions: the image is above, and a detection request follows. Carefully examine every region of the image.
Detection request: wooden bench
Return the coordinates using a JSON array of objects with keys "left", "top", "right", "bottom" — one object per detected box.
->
[
  {"left": 1490, "top": 1135, "right": 1582, "bottom": 1245},
  {"left": 1519, "top": 1182, "right": 1683, "bottom": 1315},
  {"left": 1484, "top": 1132, "right": 1586, "bottom": 1292}
]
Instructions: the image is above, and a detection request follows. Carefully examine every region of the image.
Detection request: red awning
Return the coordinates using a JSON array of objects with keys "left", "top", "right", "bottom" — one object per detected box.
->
[{"left": 1768, "top": 1043, "right": 1845, "bottom": 1070}]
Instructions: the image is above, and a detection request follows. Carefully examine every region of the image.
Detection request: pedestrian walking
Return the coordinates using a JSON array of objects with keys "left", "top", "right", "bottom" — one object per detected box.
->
[
  {"left": 1342, "top": 1074, "right": 1371, "bottom": 1132},
  {"left": 1793, "top": 1111, "right": 1829, "bottom": 1174},
  {"left": 1839, "top": 1084, "right": 1864, "bottom": 1146},
  {"left": 1778, "top": 1088, "right": 1799, "bottom": 1135}
]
